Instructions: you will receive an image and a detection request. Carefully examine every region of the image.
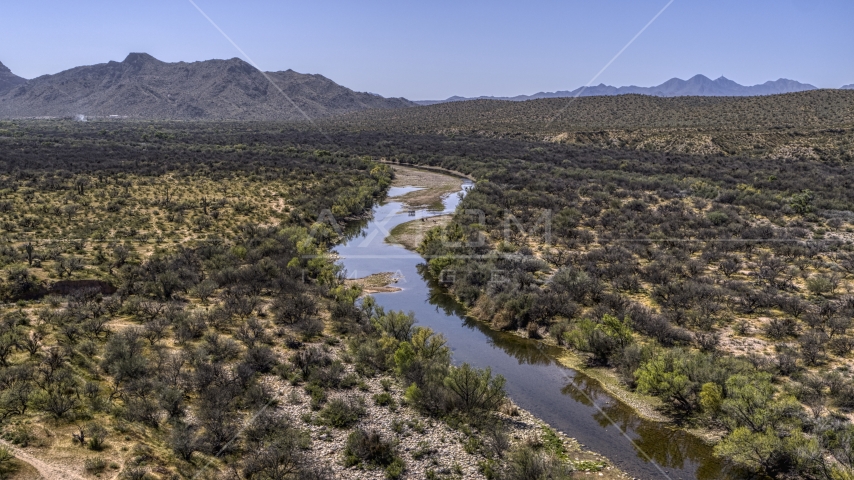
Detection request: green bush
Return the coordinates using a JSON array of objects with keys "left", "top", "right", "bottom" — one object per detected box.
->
[
  {"left": 806, "top": 275, "right": 836, "bottom": 296},
  {"left": 305, "top": 383, "right": 327, "bottom": 410},
  {"left": 374, "top": 392, "right": 396, "bottom": 408},
  {"left": 443, "top": 363, "right": 506, "bottom": 415},
  {"left": 706, "top": 211, "right": 729, "bottom": 226},
  {"left": 318, "top": 397, "right": 365, "bottom": 428},
  {"left": 385, "top": 457, "right": 406, "bottom": 479}
]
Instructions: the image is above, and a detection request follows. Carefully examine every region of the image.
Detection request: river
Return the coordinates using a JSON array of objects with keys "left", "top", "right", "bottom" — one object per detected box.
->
[{"left": 335, "top": 181, "right": 731, "bottom": 480}]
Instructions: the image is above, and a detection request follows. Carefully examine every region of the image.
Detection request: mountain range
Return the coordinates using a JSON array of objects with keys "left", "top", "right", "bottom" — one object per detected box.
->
[
  {"left": 0, "top": 53, "right": 414, "bottom": 120},
  {"left": 415, "top": 75, "right": 827, "bottom": 105},
  {"left": 1, "top": 56, "right": 851, "bottom": 119},
  {"left": 843, "top": 84, "right": 854, "bottom": 90}
]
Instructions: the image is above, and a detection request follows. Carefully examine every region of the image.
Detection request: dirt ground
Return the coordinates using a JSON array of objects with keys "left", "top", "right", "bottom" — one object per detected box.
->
[
  {"left": 391, "top": 166, "right": 464, "bottom": 210},
  {"left": 0, "top": 439, "right": 73, "bottom": 480}
]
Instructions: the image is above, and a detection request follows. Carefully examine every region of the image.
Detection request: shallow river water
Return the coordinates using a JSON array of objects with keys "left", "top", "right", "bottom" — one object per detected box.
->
[{"left": 336, "top": 183, "right": 732, "bottom": 480}]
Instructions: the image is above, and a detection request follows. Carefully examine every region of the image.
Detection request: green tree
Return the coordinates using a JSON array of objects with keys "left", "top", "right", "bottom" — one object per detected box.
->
[
  {"left": 699, "top": 382, "right": 723, "bottom": 416},
  {"left": 566, "top": 315, "right": 633, "bottom": 364},
  {"left": 790, "top": 189, "right": 814, "bottom": 214},
  {"left": 393, "top": 327, "right": 450, "bottom": 385},
  {"left": 720, "top": 373, "right": 801, "bottom": 433},
  {"left": 635, "top": 353, "right": 693, "bottom": 410},
  {"left": 372, "top": 309, "right": 415, "bottom": 342},
  {"left": 714, "top": 427, "right": 784, "bottom": 472}
]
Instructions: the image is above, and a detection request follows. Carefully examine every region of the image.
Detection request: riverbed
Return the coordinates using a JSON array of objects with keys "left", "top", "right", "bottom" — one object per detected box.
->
[{"left": 335, "top": 175, "right": 730, "bottom": 480}]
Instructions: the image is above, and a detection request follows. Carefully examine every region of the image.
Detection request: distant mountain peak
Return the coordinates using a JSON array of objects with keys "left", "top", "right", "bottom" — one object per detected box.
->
[
  {"left": 123, "top": 52, "right": 160, "bottom": 64},
  {"left": 843, "top": 84, "right": 854, "bottom": 90},
  {"left": 0, "top": 61, "right": 11, "bottom": 74}
]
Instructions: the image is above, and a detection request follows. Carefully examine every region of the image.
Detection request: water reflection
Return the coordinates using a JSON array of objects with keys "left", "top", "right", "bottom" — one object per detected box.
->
[
  {"left": 564, "top": 374, "right": 698, "bottom": 472},
  {"left": 418, "top": 260, "right": 732, "bottom": 479}
]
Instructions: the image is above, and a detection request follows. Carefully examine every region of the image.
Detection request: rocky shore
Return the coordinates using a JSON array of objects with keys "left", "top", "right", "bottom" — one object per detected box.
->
[{"left": 263, "top": 338, "right": 629, "bottom": 479}]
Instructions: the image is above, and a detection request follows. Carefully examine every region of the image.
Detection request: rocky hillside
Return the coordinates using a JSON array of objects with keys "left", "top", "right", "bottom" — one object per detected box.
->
[
  {"left": 0, "top": 53, "right": 414, "bottom": 120},
  {"left": 0, "top": 61, "right": 26, "bottom": 94}
]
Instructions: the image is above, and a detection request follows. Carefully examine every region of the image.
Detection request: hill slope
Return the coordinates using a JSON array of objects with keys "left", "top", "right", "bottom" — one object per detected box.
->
[
  {"left": 0, "top": 61, "right": 26, "bottom": 94},
  {"left": 0, "top": 53, "right": 414, "bottom": 120},
  {"left": 342, "top": 90, "right": 854, "bottom": 133},
  {"left": 416, "top": 75, "right": 817, "bottom": 104}
]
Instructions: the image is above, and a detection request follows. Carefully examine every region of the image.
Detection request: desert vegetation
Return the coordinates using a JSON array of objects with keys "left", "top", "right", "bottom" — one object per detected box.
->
[
  {"left": 332, "top": 90, "right": 854, "bottom": 163},
  {"left": 3, "top": 89, "right": 854, "bottom": 479},
  {"left": 0, "top": 120, "right": 618, "bottom": 480},
  {"left": 384, "top": 125, "right": 854, "bottom": 478}
]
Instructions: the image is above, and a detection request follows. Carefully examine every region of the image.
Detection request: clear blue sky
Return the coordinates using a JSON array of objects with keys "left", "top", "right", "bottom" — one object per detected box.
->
[{"left": 1, "top": 0, "right": 852, "bottom": 99}]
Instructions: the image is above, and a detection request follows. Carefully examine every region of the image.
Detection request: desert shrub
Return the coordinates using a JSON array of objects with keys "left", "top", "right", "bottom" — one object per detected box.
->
[
  {"left": 86, "top": 422, "right": 108, "bottom": 451},
  {"left": 374, "top": 392, "right": 396, "bottom": 408},
  {"left": 291, "top": 347, "right": 331, "bottom": 380},
  {"left": 806, "top": 275, "right": 837, "bottom": 296},
  {"left": 240, "top": 411, "right": 313, "bottom": 480},
  {"left": 549, "top": 320, "right": 571, "bottom": 345},
  {"left": 317, "top": 397, "right": 365, "bottom": 428},
  {"left": 800, "top": 331, "right": 829, "bottom": 366},
  {"left": 765, "top": 318, "right": 798, "bottom": 340},
  {"left": 121, "top": 465, "right": 150, "bottom": 480},
  {"left": 304, "top": 383, "right": 327, "bottom": 410},
  {"left": 635, "top": 348, "right": 739, "bottom": 412},
  {"left": 296, "top": 318, "right": 325, "bottom": 341},
  {"left": 84, "top": 457, "right": 107, "bottom": 474},
  {"left": 241, "top": 346, "right": 279, "bottom": 375},
  {"left": 272, "top": 293, "right": 317, "bottom": 325},
  {"left": 501, "top": 444, "right": 574, "bottom": 480},
  {"left": 344, "top": 428, "right": 401, "bottom": 471},
  {"left": 775, "top": 347, "right": 800, "bottom": 376},
  {"left": 350, "top": 337, "right": 391, "bottom": 376},
  {"left": 2, "top": 425, "right": 36, "bottom": 447},
  {"left": 829, "top": 336, "right": 854, "bottom": 357},
  {"left": 169, "top": 422, "right": 201, "bottom": 462},
  {"left": 200, "top": 333, "right": 241, "bottom": 362},
  {"left": 101, "top": 328, "right": 148, "bottom": 382},
  {"left": 707, "top": 211, "right": 729, "bottom": 226},
  {"left": 307, "top": 360, "right": 346, "bottom": 389}
]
